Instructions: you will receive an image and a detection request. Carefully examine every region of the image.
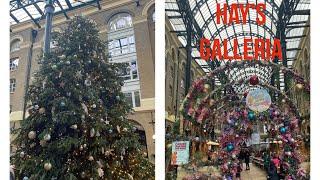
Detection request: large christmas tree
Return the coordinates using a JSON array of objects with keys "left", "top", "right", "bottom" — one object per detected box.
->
[{"left": 11, "top": 16, "right": 154, "bottom": 179}]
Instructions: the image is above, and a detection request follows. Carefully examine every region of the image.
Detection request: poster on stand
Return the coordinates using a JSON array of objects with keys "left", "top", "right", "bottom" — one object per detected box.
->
[{"left": 171, "top": 141, "right": 190, "bottom": 165}]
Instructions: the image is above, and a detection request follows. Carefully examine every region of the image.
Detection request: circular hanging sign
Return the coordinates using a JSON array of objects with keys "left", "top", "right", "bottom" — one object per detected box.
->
[{"left": 246, "top": 89, "right": 271, "bottom": 112}]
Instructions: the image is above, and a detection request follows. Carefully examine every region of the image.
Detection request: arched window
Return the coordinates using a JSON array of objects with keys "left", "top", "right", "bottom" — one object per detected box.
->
[
  {"left": 108, "top": 13, "right": 133, "bottom": 32},
  {"left": 11, "top": 39, "right": 20, "bottom": 52}
]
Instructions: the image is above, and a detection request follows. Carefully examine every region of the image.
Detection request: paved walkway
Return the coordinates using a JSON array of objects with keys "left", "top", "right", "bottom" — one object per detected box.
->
[
  {"left": 241, "top": 163, "right": 267, "bottom": 180},
  {"left": 177, "top": 163, "right": 267, "bottom": 180}
]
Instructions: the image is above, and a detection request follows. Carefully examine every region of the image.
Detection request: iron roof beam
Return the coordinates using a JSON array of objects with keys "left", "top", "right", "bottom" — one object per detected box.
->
[
  {"left": 56, "top": 0, "right": 69, "bottom": 19},
  {"left": 286, "top": 35, "right": 306, "bottom": 39},
  {"left": 10, "top": 13, "right": 19, "bottom": 23},
  {"left": 19, "top": 2, "right": 41, "bottom": 28},
  {"left": 292, "top": 9, "right": 310, "bottom": 15}
]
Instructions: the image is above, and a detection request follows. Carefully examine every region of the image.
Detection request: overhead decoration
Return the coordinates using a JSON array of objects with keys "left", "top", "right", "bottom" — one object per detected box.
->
[{"left": 246, "top": 88, "right": 272, "bottom": 112}]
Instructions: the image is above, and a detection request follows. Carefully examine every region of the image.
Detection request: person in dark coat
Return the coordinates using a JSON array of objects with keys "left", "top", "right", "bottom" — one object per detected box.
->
[
  {"left": 244, "top": 149, "right": 250, "bottom": 170},
  {"left": 267, "top": 161, "right": 279, "bottom": 180}
]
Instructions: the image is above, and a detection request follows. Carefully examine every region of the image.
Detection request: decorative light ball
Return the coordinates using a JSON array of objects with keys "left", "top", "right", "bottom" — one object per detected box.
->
[
  {"left": 231, "top": 153, "right": 237, "bottom": 159},
  {"left": 60, "top": 101, "right": 66, "bottom": 107},
  {"left": 79, "top": 145, "right": 84, "bottom": 151},
  {"left": 226, "top": 143, "right": 234, "bottom": 152},
  {"left": 39, "top": 107, "right": 46, "bottom": 114},
  {"left": 34, "top": 105, "right": 39, "bottom": 110},
  {"left": 70, "top": 124, "right": 77, "bottom": 129},
  {"left": 249, "top": 75, "right": 259, "bottom": 85},
  {"left": 44, "top": 162, "right": 52, "bottom": 171},
  {"left": 44, "top": 134, "right": 51, "bottom": 141},
  {"left": 285, "top": 151, "right": 292, "bottom": 156},
  {"left": 83, "top": 144, "right": 87, "bottom": 148},
  {"left": 88, "top": 156, "right": 94, "bottom": 161},
  {"left": 23, "top": 177, "right": 29, "bottom": 180},
  {"left": 248, "top": 111, "right": 255, "bottom": 121},
  {"left": 296, "top": 83, "right": 304, "bottom": 89},
  {"left": 20, "top": 151, "right": 25, "bottom": 158},
  {"left": 280, "top": 127, "right": 287, "bottom": 134},
  {"left": 28, "top": 131, "right": 36, "bottom": 140},
  {"left": 290, "top": 138, "right": 295, "bottom": 143},
  {"left": 66, "top": 61, "right": 70, "bottom": 65},
  {"left": 195, "top": 136, "right": 200, "bottom": 142},
  {"left": 282, "top": 99, "right": 286, "bottom": 103},
  {"left": 92, "top": 104, "right": 97, "bottom": 108}
]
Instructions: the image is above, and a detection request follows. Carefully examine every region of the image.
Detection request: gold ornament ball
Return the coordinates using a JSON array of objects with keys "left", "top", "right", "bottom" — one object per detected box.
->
[
  {"left": 81, "top": 172, "right": 86, "bottom": 178},
  {"left": 88, "top": 156, "right": 94, "bottom": 161},
  {"left": 28, "top": 131, "right": 36, "bottom": 140},
  {"left": 79, "top": 145, "right": 84, "bottom": 151},
  {"left": 296, "top": 83, "right": 304, "bottom": 89},
  {"left": 39, "top": 107, "right": 46, "bottom": 114},
  {"left": 44, "top": 162, "right": 52, "bottom": 171},
  {"left": 209, "top": 99, "right": 215, "bottom": 106}
]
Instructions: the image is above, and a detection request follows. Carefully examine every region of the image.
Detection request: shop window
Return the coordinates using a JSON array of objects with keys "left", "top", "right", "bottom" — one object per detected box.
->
[
  {"left": 10, "top": 79, "right": 16, "bottom": 93},
  {"left": 10, "top": 57, "right": 19, "bottom": 71}
]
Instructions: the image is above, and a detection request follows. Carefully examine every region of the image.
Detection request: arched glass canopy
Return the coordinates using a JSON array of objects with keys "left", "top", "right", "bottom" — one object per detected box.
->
[
  {"left": 165, "top": 0, "right": 310, "bottom": 94},
  {"left": 10, "top": 0, "right": 101, "bottom": 27}
]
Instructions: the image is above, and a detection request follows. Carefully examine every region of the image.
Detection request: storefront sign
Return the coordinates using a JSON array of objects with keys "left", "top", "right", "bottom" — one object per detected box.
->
[
  {"left": 171, "top": 141, "right": 190, "bottom": 165},
  {"left": 246, "top": 89, "right": 271, "bottom": 112}
]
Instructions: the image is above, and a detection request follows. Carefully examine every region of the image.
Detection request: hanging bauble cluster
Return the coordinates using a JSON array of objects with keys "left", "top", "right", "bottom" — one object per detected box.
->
[{"left": 249, "top": 75, "right": 259, "bottom": 85}]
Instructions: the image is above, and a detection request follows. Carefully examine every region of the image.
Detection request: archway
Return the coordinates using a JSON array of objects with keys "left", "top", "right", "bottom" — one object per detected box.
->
[{"left": 180, "top": 61, "right": 309, "bottom": 179}]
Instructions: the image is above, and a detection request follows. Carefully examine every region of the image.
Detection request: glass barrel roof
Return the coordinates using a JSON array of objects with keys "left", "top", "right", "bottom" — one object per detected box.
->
[
  {"left": 165, "top": 0, "right": 310, "bottom": 94},
  {"left": 10, "top": 0, "right": 99, "bottom": 26}
]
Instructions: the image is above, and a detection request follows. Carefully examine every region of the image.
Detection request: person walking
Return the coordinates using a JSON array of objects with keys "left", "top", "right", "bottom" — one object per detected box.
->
[
  {"left": 244, "top": 149, "right": 250, "bottom": 170},
  {"left": 267, "top": 161, "right": 279, "bottom": 180}
]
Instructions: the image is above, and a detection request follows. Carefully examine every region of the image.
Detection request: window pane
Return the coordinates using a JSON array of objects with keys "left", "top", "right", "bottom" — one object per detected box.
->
[
  {"left": 10, "top": 58, "right": 19, "bottom": 71},
  {"left": 11, "top": 40, "right": 20, "bottom": 52},
  {"left": 120, "top": 38, "right": 128, "bottom": 46},
  {"left": 124, "top": 92, "right": 133, "bottom": 107},
  {"left": 10, "top": 79, "right": 16, "bottom": 93},
  {"left": 129, "top": 36, "right": 135, "bottom": 44},
  {"left": 131, "top": 61, "right": 138, "bottom": 79},
  {"left": 134, "top": 91, "right": 140, "bottom": 107}
]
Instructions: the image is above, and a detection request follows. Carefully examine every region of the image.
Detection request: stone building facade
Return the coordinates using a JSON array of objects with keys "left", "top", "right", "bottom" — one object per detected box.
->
[
  {"left": 289, "top": 19, "right": 310, "bottom": 155},
  {"left": 10, "top": 0, "right": 155, "bottom": 162},
  {"left": 165, "top": 16, "right": 206, "bottom": 124}
]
